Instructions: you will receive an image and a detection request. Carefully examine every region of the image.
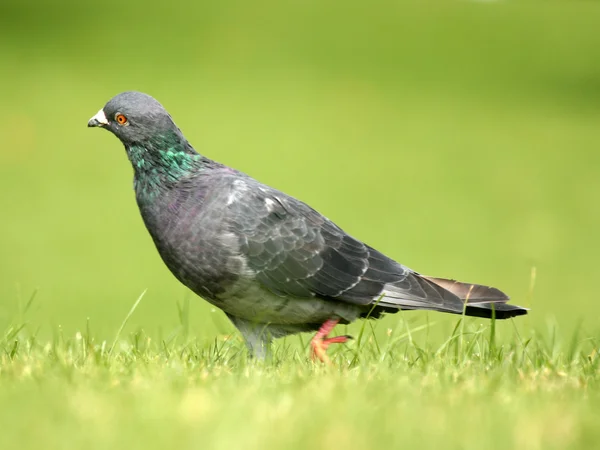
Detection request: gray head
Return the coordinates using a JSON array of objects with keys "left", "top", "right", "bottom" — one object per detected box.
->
[{"left": 88, "top": 91, "right": 184, "bottom": 146}]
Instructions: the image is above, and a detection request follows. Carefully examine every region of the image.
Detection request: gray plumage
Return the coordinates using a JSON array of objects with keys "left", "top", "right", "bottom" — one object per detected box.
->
[{"left": 88, "top": 91, "right": 528, "bottom": 359}]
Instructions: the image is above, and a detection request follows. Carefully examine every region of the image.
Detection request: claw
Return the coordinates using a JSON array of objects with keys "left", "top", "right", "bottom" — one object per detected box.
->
[{"left": 310, "top": 319, "right": 352, "bottom": 364}]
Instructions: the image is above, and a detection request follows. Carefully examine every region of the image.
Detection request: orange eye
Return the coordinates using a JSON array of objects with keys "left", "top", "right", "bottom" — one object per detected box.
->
[{"left": 115, "top": 113, "right": 128, "bottom": 125}]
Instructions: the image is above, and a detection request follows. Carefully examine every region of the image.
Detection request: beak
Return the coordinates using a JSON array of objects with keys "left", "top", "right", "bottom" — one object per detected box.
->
[{"left": 88, "top": 109, "right": 109, "bottom": 128}]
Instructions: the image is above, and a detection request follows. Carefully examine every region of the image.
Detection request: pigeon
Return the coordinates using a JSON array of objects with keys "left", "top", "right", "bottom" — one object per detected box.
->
[{"left": 88, "top": 91, "right": 527, "bottom": 362}]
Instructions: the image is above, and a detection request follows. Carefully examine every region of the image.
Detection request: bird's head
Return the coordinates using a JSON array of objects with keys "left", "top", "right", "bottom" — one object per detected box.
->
[
  {"left": 88, "top": 92, "right": 200, "bottom": 189},
  {"left": 88, "top": 91, "right": 183, "bottom": 147}
]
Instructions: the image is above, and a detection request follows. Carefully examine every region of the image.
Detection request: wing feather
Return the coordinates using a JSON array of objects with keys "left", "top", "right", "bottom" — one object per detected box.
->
[{"left": 225, "top": 179, "right": 524, "bottom": 319}]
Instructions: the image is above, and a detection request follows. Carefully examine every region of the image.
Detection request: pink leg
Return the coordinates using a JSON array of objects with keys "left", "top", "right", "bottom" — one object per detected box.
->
[{"left": 310, "top": 319, "right": 351, "bottom": 364}]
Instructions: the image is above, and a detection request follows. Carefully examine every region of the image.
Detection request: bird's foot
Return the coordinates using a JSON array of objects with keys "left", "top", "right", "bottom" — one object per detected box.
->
[{"left": 310, "top": 319, "right": 352, "bottom": 364}]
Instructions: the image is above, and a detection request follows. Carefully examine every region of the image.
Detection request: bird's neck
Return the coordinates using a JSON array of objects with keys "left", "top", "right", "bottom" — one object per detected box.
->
[{"left": 127, "top": 132, "right": 202, "bottom": 198}]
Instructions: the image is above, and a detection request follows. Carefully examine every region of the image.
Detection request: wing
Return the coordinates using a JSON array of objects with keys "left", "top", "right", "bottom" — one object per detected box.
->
[{"left": 226, "top": 180, "right": 468, "bottom": 315}]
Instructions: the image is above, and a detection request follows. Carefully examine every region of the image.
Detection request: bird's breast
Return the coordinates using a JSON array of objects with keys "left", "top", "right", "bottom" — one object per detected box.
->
[{"left": 137, "top": 190, "right": 243, "bottom": 300}]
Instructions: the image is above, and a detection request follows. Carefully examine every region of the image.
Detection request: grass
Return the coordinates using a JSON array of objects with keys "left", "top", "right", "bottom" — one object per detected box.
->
[
  {"left": 2, "top": 1, "right": 600, "bottom": 449},
  {"left": 1, "top": 293, "right": 599, "bottom": 450}
]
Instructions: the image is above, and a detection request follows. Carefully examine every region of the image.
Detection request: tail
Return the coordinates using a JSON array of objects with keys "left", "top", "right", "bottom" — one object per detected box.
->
[{"left": 423, "top": 276, "right": 528, "bottom": 319}]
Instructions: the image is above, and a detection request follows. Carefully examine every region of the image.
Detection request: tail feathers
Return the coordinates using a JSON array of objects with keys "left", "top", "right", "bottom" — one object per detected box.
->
[
  {"left": 464, "top": 302, "right": 529, "bottom": 319},
  {"left": 377, "top": 275, "right": 528, "bottom": 320},
  {"left": 423, "top": 277, "right": 508, "bottom": 303},
  {"left": 424, "top": 276, "right": 528, "bottom": 319}
]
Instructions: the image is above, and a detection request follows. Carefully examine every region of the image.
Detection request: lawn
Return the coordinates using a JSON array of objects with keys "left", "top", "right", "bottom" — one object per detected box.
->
[
  {"left": 1, "top": 1, "right": 599, "bottom": 449},
  {"left": 1, "top": 309, "right": 599, "bottom": 450}
]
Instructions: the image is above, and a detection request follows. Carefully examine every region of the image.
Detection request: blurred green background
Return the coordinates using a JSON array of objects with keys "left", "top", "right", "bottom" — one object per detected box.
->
[{"left": 1, "top": 1, "right": 599, "bottom": 342}]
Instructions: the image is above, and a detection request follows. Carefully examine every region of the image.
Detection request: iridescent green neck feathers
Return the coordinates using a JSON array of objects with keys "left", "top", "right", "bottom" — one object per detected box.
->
[{"left": 126, "top": 131, "right": 201, "bottom": 196}]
